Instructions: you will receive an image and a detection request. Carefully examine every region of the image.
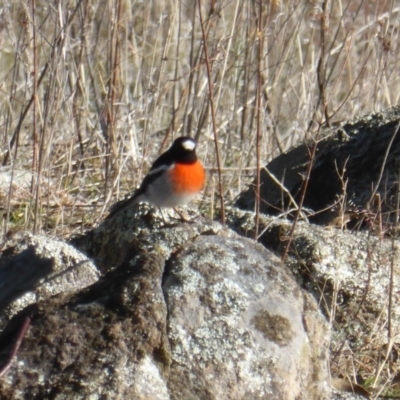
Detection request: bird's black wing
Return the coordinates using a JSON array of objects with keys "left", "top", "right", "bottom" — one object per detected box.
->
[
  {"left": 106, "top": 149, "right": 173, "bottom": 219},
  {"left": 133, "top": 147, "right": 174, "bottom": 196}
]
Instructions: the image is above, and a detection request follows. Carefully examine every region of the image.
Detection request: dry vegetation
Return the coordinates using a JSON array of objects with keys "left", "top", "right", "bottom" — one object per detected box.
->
[{"left": 0, "top": 0, "right": 399, "bottom": 397}]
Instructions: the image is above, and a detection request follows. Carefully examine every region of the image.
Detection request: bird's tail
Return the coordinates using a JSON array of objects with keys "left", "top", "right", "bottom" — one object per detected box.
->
[{"left": 106, "top": 193, "right": 140, "bottom": 220}]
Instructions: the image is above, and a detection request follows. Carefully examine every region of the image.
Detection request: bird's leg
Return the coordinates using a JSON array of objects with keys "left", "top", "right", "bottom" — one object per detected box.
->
[
  {"left": 172, "top": 207, "right": 194, "bottom": 223},
  {"left": 158, "top": 207, "right": 168, "bottom": 224}
]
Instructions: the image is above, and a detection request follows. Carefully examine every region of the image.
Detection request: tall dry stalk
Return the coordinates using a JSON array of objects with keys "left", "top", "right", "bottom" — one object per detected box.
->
[
  {"left": 198, "top": 0, "right": 225, "bottom": 224},
  {"left": 254, "top": 0, "right": 264, "bottom": 238}
]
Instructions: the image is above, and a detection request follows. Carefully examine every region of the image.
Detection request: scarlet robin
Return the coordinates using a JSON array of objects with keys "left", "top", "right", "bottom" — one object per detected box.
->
[{"left": 107, "top": 136, "right": 205, "bottom": 219}]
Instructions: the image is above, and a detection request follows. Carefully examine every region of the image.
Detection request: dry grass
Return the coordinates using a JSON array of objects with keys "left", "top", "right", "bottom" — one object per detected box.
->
[
  {"left": 0, "top": 0, "right": 400, "bottom": 396},
  {"left": 1, "top": 0, "right": 399, "bottom": 235}
]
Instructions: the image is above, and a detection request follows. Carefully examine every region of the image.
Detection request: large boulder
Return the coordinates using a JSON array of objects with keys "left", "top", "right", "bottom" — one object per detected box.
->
[
  {"left": 227, "top": 201, "right": 400, "bottom": 398},
  {"left": 231, "top": 106, "right": 400, "bottom": 398},
  {"left": 235, "top": 106, "right": 400, "bottom": 228},
  {"left": 0, "top": 207, "right": 330, "bottom": 399}
]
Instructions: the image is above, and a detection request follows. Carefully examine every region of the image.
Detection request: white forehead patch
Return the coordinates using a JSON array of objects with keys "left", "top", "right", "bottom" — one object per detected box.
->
[{"left": 182, "top": 139, "right": 196, "bottom": 151}]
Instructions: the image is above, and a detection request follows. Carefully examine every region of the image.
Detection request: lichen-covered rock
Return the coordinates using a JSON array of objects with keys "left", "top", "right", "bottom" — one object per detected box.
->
[
  {"left": 0, "top": 233, "right": 100, "bottom": 330},
  {"left": 235, "top": 106, "right": 400, "bottom": 227},
  {"left": 0, "top": 250, "right": 169, "bottom": 400},
  {"left": 227, "top": 206, "right": 400, "bottom": 398},
  {"left": 164, "top": 234, "right": 329, "bottom": 399},
  {"left": 0, "top": 206, "right": 330, "bottom": 399}
]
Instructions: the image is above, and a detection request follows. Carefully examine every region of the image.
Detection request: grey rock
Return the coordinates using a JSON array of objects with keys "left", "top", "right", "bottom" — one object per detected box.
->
[
  {"left": 0, "top": 206, "right": 330, "bottom": 400},
  {"left": 164, "top": 234, "right": 329, "bottom": 400},
  {"left": 227, "top": 207, "right": 400, "bottom": 399},
  {"left": 235, "top": 106, "right": 400, "bottom": 228},
  {"left": 0, "top": 233, "right": 100, "bottom": 330}
]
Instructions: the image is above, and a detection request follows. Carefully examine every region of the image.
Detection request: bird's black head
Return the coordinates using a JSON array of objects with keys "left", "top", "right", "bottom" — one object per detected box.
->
[{"left": 170, "top": 136, "right": 197, "bottom": 163}]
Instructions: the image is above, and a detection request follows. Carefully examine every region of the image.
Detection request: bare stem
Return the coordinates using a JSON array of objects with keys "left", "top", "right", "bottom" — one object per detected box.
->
[
  {"left": 281, "top": 138, "right": 319, "bottom": 262},
  {"left": 388, "top": 239, "right": 396, "bottom": 343},
  {"left": 198, "top": 0, "right": 225, "bottom": 224},
  {"left": 31, "top": 0, "right": 39, "bottom": 234},
  {"left": 254, "top": 1, "right": 264, "bottom": 239},
  {"left": 0, "top": 317, "right": 31, "bottom": 379}
]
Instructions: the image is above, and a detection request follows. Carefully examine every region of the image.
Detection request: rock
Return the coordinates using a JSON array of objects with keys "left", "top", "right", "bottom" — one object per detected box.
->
[
  {"left": 235, "top": 106, "right": 400, "bottom": 228},
  {"left": 227, "top": 207, "right": 400, "bottom": 399},
  {"left": 164, "top": 234, "right": 329, "bottom": 400},
  {"left": 230, "top": 106, "right": 400, "bottom": 398},
  {"left": 0, "top": 233, "right": 100, "bottom": 331},
  {"left": 0, "top": 206, "right": 330, "bottom": 400}
]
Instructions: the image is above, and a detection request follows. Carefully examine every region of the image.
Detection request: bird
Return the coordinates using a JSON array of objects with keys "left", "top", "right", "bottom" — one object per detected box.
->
[{"left": 106, "top": 136, "right": 205, "bottom": 220}]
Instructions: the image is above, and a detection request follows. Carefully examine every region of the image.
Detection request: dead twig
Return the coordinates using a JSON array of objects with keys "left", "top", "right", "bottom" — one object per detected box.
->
[
  {"left": 281, "top": 138, "right": 319, "bottom": 262},
  {"left": 367, "top": 120, "right": 400, "bottom": 209},
  {"left": 0, "top": 316, "right": 31, "bottom": 379},
  {"left": 198, "top": 0, "right": 225, "bottom": 225},
  {"left": 254, "top": 1, "right": 264, "bottom": 239}
]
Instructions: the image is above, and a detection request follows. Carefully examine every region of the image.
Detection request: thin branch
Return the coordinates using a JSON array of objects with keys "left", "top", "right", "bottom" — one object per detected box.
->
[
  {"left": 0, "top": 317, "right": 31, "bottom": 379},
  {"left": 317, "top": 0, "right": 330, "bottom": 125},
  {"left": 281, "top": 138, "right": 319, "bottom": 262},
  {"left": 367, "top": 120, "right": 400, "bottom": 208},
  {"left": 388, "top": 239, "right": 397, "bottom": 343},
  {"left": 104, "top": 0, "right": 122, "bottom": 194},
  {"left": 198, "top": 0, "right": 225, "bottom": 224},
  {"left": 31, "top": 0, "right": 39, "bottom": 234},
  {"left": 254, "top": 1, "right": 263, "bottom": 239},
  {"left": 262, "top": 166, "right": 309, "bottom": 221}
]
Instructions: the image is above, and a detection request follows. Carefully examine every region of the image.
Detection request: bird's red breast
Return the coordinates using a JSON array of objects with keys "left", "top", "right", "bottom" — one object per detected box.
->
[{"left": 169, "top": 160, "right": 205, "bottom": 194}]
